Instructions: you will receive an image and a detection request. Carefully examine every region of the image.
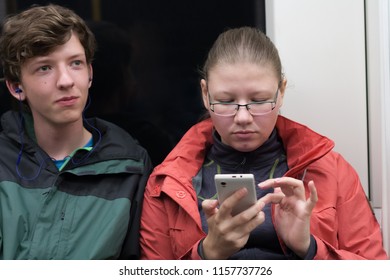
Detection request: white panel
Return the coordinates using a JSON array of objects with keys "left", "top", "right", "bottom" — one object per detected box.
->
[
  {"left": 265, "top": 0, "right": 369, "bottom": 194},
  {"left": 365, "top": 0, "right": 390, "bottom": 256}
]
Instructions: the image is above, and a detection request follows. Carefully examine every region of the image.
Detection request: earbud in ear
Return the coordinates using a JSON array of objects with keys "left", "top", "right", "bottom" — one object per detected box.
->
[
  {"left": 15, "top": 88, "right": 23, "bottom": 94},
  {"left": 89, "top": 77, "right": 92, "bottom": 81}
]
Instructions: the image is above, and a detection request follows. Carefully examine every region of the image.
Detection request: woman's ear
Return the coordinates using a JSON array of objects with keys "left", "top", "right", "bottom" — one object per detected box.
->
[
  {"left": 278, "top": 78, "right": 287, "bottom": 108},
  {"left": 200, "top": 79, "right": 209, "bottom": 109}
]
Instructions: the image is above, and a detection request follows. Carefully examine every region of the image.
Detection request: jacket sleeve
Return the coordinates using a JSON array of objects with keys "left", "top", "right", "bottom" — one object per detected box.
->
[
  {"left": 139, "top": 177, "right": 177, "bottom": 260},
  {"left": 0, "top": 226, "right": 2, "bottom": 255},
  {"left": 140, "top": 176, "right": 204, "bottom": 260},
  {"left": 119, "top": 149, "right": 153, "bottom": 260},
  {"left": 313, "top": 154, "right": 388, "bottom": 260}
]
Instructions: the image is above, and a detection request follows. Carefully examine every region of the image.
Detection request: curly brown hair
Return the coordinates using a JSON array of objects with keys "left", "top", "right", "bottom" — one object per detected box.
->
[{"left": 0, "top": 4, "right": 96, "bottom": 83}]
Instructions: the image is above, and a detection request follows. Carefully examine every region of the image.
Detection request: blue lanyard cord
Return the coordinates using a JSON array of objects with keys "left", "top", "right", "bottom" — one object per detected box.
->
[
  {"left": 15, "top": 103, "right": 50, "bottom": 181},
  {"left": 70, "top": 117, "right": 101, "bottom": 166},
  {"left": 15, "top": 95, "right": 102, "bottom": 180},
  {"left": 70, "top": 99, "right": 102, "bottom": 166},
  {"left": 15, "top": 150, "right": 52, "bottom": 181},
  {"left": 15, "top": 119, "right": 101, "bottom": 180}
]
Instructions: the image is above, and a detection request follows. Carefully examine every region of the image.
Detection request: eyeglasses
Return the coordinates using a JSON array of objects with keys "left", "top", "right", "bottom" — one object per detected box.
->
[{"left": 208, "top": 82, "right": 281, "bottom": 117}]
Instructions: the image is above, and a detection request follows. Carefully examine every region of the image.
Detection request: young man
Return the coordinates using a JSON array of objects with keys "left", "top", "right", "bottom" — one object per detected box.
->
[{"left": 0, "top": 4, "right": 152, "bottom": 259}]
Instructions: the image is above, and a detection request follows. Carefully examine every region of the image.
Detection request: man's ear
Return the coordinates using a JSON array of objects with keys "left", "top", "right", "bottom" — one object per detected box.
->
[
  {"left": 200, "top": 79, "right": 209, "bottom": 109},
  {"left": 88, "top": 64, "right": 93, "bottom": 87},
  {"left": 6, "top": 80, "right": 25, "bottom": 100}
]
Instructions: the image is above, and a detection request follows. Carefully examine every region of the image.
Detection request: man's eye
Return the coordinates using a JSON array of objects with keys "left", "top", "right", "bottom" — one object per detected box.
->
[
  {"left": 72, "top": 60, "right": 82, "bottom": 66},
  {"left": 39, "top": 65, "right": 51, "bottom": 71}
]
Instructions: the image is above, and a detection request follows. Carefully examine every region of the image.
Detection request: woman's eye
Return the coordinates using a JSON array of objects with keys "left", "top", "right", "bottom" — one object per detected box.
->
[
  {"left": 252, "top": 96, "right": 272, "bottom": 102},
  {"left": 217, "top": 99, "right": 234, "bottom": 103}
]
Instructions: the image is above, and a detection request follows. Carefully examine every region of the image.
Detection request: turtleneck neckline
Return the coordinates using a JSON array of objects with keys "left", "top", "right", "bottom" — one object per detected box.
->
[{"left": 208, "top": 128, "right": 284, "bottom": 168}]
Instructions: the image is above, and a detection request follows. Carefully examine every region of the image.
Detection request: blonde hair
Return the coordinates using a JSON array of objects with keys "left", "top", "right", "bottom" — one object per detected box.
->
[{"left": 201, "top": 27, "right": 283, "bottom": 81}]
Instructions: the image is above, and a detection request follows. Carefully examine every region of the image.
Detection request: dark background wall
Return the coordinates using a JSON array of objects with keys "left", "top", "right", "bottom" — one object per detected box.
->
[{"left": 1, "top": 0, "right": 266, "bottom": 165}]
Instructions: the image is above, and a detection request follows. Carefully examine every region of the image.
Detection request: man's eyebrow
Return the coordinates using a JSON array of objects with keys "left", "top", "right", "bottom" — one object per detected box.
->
[
  {"left": 68, "top": 53, "right": 86, "bottom": 60},
  {"left": 24, "top": 57, "right": 52, "bottom": 69},
  {"left": 28, "top": 53, "right": 85, "bottom": 64},
  {"left": 29, "top": 57, "right": 51, "bottom": 63}
]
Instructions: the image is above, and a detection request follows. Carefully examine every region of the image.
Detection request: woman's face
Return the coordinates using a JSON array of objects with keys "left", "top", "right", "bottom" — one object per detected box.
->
[{"left": 201, "top": 62, "right": 285, "bottom": 152}]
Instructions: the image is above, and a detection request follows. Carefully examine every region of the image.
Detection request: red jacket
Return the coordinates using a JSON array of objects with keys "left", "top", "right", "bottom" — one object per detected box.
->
[{"left": 140, "top": 116, "right": 388, "bottom": 260}]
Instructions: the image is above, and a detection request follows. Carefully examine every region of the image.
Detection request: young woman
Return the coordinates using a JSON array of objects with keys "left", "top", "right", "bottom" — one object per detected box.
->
[{"left": 140, "top": 27, "right": 388, "bottom": 260}]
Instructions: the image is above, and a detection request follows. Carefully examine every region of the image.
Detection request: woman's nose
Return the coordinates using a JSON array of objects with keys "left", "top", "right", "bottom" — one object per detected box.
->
[{"left": 234, "top": 104, "right": 253, "bottom": 123}]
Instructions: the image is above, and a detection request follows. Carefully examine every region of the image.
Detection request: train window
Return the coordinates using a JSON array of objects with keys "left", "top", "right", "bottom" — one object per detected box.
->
[{"left": 1, "top": 0, "right": 265, "bottom": 165}]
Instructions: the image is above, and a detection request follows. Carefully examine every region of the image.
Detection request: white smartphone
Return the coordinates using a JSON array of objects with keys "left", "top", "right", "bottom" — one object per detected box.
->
[{"left": 215, "top": 174, "right": 257, "bottom": 216}]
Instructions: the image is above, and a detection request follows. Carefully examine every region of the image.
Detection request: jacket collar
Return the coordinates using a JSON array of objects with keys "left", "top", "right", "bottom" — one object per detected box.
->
[
  {"left": 0, "top": 110, "right": 144, "bottom": 163},
  {"left": 209, "top": 128, "right": 283, "bottom": 168},
  {"left": 151, "top": 115, "right": 334, "bottom": 195}
]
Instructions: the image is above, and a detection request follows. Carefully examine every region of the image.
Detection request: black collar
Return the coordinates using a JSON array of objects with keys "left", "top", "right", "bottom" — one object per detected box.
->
[{"left": 208, "top": 128, "right": 284, "bottom": 168}]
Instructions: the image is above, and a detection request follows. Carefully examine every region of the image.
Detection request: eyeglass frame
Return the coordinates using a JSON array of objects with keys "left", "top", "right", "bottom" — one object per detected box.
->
[{"left": 207, "top": 80, "right": 282, "bottom": 117}]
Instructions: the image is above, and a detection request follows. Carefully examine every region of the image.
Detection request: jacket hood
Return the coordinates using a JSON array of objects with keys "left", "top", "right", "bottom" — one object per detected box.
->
[{"left": 276, "top": 116, "right": 335, "bottom": 176}]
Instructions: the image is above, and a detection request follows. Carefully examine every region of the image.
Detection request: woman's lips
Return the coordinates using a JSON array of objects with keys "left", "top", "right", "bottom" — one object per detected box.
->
[{"left": 233, "top": 130, "right": 255, "bottom": 139}]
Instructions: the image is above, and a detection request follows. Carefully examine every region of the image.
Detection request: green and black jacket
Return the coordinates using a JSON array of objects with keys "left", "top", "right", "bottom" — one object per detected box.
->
[{"left": 0, "top": 111, "right": 152, "bottom": 259}]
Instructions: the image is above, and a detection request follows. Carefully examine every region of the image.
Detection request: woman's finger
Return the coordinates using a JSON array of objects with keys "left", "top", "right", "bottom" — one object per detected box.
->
[
  {"left": 259, "top": 177, "right": 302, "bottom": 189},
  {"left": 202, "top": 199, "right": 219, "bottom": 219},
  {"left": 217, "top": 187, "right": 249, "bottom": 218},
  {"left": 307, "top": 180, "right": 318, "bottom": 211},
  {"left": 259, "top": 191, "right": 285, "bottom": 205}
]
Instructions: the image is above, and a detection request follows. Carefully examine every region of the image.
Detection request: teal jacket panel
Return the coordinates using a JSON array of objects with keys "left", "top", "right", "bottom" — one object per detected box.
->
[{"left": 0, "top": 111, "right": 152, "bottom": 259}]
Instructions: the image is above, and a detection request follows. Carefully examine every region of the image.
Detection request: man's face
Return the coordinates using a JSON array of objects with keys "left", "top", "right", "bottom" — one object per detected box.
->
[{"left": 15, "top": 32, "right": 92, "bottom": 128}]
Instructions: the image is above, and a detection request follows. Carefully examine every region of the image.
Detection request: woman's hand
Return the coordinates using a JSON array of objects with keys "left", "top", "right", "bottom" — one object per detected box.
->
[
  {"left": 259, "top": 177, "right": 318, "bottom": 258},
  {"left": 201, "top": 187, "right": 266, "bottom": 259}
]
